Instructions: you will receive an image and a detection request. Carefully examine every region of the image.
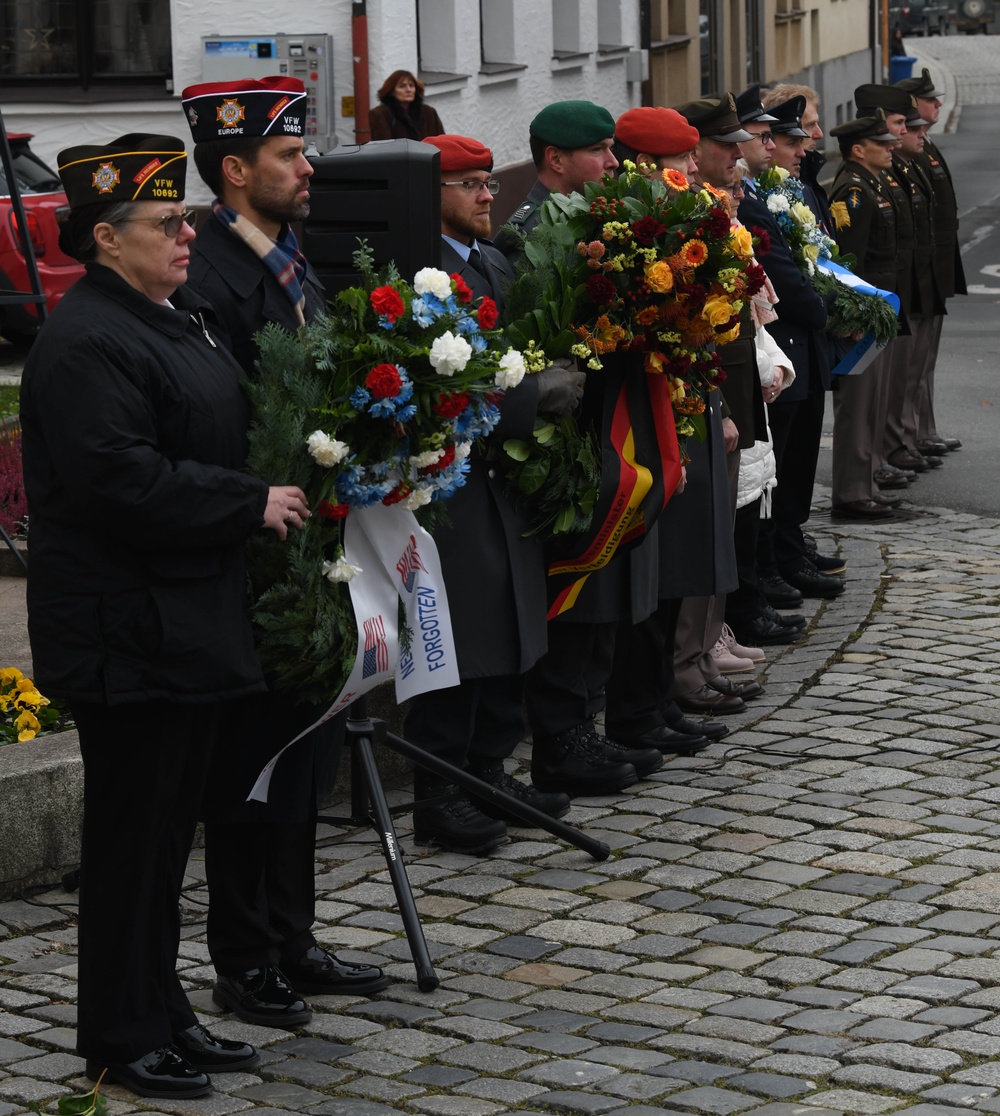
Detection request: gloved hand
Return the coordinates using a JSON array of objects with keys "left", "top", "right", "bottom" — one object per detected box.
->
[{"left": 534, "top": 358, "right": 586, "bottom": 416}]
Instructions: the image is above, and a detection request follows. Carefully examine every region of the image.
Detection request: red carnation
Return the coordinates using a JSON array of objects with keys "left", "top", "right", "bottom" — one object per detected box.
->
[
  {"left": 382, "top": 483, "right": 411, "bottom": 506},
  {"left": 433, "top": 392, "right": 469, "bottom": 419},
  {"left": 370, "top": 284, "right": 406, "bottom": 322},
  {"left": 477, "top": 296, "right": 498, "bottom": 330},
  {"left": 631, "top": 216, "right": 666, "bottom": 247},
  {"left": 317, "top": 500, "right": 350, "bottom": 521},
  {"left": 708, "top": 207, "right": 732, "bottom": 237},
  {"left": 422, "top": 444, "right": 457, "bottom": 473},
  {"left": 365, "top": 363, "right": 403, "bottom": 399},
  {"left": 751, "top": 226, "right": 771, "bottom": 255},
  {"left": 587, "top": 273, "right": 617, "bottom": 305},
  {"left": 746, "top": 261, "right": 767, "bottom": 296},
  {"left": 450, "top": 273, "right": 473, "bottom": 303}
]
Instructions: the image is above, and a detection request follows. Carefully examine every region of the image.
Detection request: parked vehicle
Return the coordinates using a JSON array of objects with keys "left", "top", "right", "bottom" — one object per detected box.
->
[
  {"left": 0, "top": 134, "right": 84, "bottom": 345},
  {"left": 952, "top": 0, "right": 994, "bottom": 31},
  {"left": 890, "top": 0, "right": 952, "bottom": 34}
]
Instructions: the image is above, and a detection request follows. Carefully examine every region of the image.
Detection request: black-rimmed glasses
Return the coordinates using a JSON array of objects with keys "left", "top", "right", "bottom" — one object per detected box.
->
[
  {"left": 442, "top": 179, "right": 501, "bottom": 196},
  {"left": 117, "top": 210, "right": 196, "bottom": 238}
]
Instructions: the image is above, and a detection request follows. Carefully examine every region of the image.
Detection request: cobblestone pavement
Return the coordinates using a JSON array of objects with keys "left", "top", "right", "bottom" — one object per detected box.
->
[
  {"left": 6, "top": 500, "right": 1000, "bottom": 1115},
  {"left": 908, "top": 35, "right": 1000, "bottom": 110}
]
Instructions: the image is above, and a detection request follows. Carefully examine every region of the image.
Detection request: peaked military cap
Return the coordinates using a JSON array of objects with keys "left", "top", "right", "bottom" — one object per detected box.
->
[
  {"left": 529, "top": 100, "right": 616, "bottom": 149},
  {"left": 58, "top": 133, "right": 187, "bottom": 207},
  {"left": 735, "top": 83, "right": 778, "bottom": 125},
  {"left": 181, "top": 76, "right": 307, "bottom": 143},
  {"left": 894, "top": 66, "right": 945, "bottom": 99},
  {"left": 830, "top": 108, "right": 900, "bottom": 144},
  {"left": 675, "top": 93, "right": 753, "bottom": 143},
  {"left": 767, "top": 95, "right": 809, "bottom": 137},
  {"left": 854, "top": 83, "right": 918, "bottom": 118}
]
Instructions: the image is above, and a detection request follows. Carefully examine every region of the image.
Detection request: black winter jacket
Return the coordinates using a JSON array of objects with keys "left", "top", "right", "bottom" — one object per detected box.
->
[{"left": 20, "top": 264, "right": 269, "bottom": 705}]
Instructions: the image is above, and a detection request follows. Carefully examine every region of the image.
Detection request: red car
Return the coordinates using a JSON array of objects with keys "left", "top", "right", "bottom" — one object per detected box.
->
[{"left": 0, "top": 133, "right": 84, "bottom": 345}]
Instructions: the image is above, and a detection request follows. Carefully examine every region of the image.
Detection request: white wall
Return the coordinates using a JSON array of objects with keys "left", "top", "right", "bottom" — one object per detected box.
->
[{"left": 5, "top": 0, "right": 643, "bottom": 206}]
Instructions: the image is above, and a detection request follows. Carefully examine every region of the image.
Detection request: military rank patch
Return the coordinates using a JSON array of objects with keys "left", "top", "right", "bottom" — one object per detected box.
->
[
  {"left": 846, "top": 186, "right": 863, "bottom": 211},
  {"left": 830, "top": 200, "right": 851, "bottom": 231}
]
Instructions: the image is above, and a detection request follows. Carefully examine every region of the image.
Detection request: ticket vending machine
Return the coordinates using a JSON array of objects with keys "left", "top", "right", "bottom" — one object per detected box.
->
[{"left": 199, "top": 33, "right": 335, "bottom": 152}]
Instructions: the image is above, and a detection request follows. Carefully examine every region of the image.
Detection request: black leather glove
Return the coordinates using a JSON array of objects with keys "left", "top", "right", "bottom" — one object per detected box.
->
[{"left": 534, "top": 358, "right": 586, "bottom": 416}]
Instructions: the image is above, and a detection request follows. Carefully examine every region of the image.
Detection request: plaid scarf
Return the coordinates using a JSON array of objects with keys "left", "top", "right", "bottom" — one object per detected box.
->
[{"left": 212, "top": 200, "right": 307, "bottom": 326}]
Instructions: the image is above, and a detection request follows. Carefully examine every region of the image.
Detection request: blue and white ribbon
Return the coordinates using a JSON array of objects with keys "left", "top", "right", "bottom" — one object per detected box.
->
[{"left": 817, "top": 259, "right": 901, "bottom": 377}]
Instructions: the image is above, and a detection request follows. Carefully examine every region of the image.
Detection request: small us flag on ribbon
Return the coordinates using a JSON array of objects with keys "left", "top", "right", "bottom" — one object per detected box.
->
[{"left": 362, "top": 614, "right": 389, "bottom": 678}]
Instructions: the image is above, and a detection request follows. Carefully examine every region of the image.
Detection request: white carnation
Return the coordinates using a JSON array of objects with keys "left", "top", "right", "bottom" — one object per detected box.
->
[
  {"left": 767, "top": 194, "right": 790, "bottom": 214},
  {"left": 321, "top": 556, "right": 362, "bottom": 583},
  {"left": 402, "top": 486, "right": 433, "bottom": 511},
  {"left": 455, "top": 441, "right": 473, "bottom": 460},
  {"left": 410, "top": 448, "right": 446, "bottom": 469},
  {"left": 306, "top": 429, "right": 349, "bottom": 467},
  {"left": 495, "top": 348, "right": 526, "bottom": 390},
  {"left": 413, "top": 267, "right": 453, "bottom": 300},
  {"left": 429, "top": 331, "right": 472, "bottom": 376}
]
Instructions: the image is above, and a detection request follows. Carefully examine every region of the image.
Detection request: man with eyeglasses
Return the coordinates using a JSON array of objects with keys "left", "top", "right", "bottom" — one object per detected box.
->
[
  {"left": 179, "top": 76, "right": 389, "bottom": 1032},
  {"left": 397, "top": 133, "right": 585, "bottom": 853}
]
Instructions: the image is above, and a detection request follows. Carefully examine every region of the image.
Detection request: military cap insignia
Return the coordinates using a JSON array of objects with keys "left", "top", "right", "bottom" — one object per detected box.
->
[
  {"left": 846, "top": 187, "right": 863, "bottom": 211},
  {"left": 186, "top": 106, "right": 198, "bottom": 127},
  {"left": 216, "top": 98, "right": 246, "bottom": 129},
  {"left": 92, "top": 161, "right": 120, "bottom": 194}
]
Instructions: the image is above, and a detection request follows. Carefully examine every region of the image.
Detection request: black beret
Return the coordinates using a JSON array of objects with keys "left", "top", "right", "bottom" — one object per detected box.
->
[{"left": 58, "top": 133, "right": 187, "bottom": 208}]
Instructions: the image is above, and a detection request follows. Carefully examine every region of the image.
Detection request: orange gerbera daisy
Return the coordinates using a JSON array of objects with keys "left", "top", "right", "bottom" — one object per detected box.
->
[
  {"left": 662, "top": 168, "right": 689, "bottom": 191},
  {"left": 679, "top": 239, "right": 708, "bottom": 267}
]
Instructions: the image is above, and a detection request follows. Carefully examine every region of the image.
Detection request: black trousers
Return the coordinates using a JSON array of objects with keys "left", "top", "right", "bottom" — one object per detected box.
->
[
  {"left": 760, "top": 390, "right": 825, "bottom": 573},
  {"left": 605, "top": 598, "right": 683, "bottom": 740},
  {"left": 525, "top": 620, "right": 617, "bottom": 740},
  {"left": 724, "top": 497, "right": 766, "bottom": 625},
  {"left": 404, "top": 673, "right": 527, "bottom": 784},
  {"left": 72, "top": 700, "right": 216, "bottom": 1064}
]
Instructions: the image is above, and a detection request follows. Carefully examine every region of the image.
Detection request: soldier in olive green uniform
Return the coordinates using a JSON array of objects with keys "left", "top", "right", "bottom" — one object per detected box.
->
[
  {"left": 828, "top": 111, "right": 902, "bottom": 519},
  {"left": 854, "top": 84, "right": 944, "bottom": 477},
  {"left": 894, "top": 67, "right": 967, "bottom": 453}
]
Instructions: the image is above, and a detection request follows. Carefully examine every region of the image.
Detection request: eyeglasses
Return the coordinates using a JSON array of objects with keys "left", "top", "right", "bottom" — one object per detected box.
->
[
  {"left": 752, "top": 132, "right": 774, "bottom": 145},
  {"left": 117, "top": 210, "right": 195, "bottom": 238},
  {"left": 442, "top": 179, "right": 501, "bottom": 196}
]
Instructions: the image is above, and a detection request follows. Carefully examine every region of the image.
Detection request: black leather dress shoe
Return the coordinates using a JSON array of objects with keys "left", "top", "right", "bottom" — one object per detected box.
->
[
  {"left": 922, "top": 453, "right": 943, "bottom": 468},
  {"left": 172, "top": 1024, "right": 259, "bottom": 1073},
  {"left": 86, "top": 1046, "right": 211, "bottom": 1099},
  {"left": 707, "top": 674, "right": 764, "bottom": 701},
  {"left": 213, "top": 966, "right": 312, "bottom": 1028},
  {"left": 470, "top": 763, "right": 571, "bottom": 825},
  {"left": 811, "top": 552, "right": 847, "bottom": 574},
  {"left": 531, "top": 724, "right": 637, "bottom": 796},
  {"left": 761, "top": 604, "right": 805, "bottom": 629},
  {"left": 872, "top": 490, "right": 903, "bottom": 506},
  {"left": 282, "top": 945, "right": 390, "bottom": 997},
  {"left": 617, "top": 724, "right": 710, "bottom": 755},
  {"left": 600, "top": 735, "right": 664, "bottom": 777},
  {"left": 677, "top": 684, "right": 746, "bottom": 714},
  {"left": 413, "top": 788, "right": 508, "bottom": 854},
  {"left": 941, "top": 435, "right": 962, "bottom": 450},
  {"left": 917, "top": 438, "right": 949, "bottom": 455},
  {"left": 759, "top": 572, "right": 804, "bottom": 608},
  {"left": 732, "top": 614, "right": 801, "bottom": 647},
  {"left": 668, "top": 715, "right": 729, "bottom": 741},
  {"left": 887, "top": 448, "right": 927, "bottom": 472},
  {"left": 780, "top": 561, "right": 846, "bottom": 599}
]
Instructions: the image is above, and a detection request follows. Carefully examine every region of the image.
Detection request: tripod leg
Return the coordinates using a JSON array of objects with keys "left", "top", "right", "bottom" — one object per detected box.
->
[
  {"left": 352, "top": 730, "right": 440, "bottom": 992},
  {"left": 385, "top": 732, "right": 611, "bottom": 861}
]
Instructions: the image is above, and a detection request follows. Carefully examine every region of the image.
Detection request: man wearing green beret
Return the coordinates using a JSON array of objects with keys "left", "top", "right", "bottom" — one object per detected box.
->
[{"left": 494, "top": 99, "right": 618, "bottom": 257}]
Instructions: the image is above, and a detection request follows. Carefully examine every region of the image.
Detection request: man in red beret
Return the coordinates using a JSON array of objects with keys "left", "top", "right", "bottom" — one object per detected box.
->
[
  {"left": 401, "top": 135, "right": 587, "bottom": 853},
  {"left": 181, "top": 76, "right": 389, "bottom": 1032}
]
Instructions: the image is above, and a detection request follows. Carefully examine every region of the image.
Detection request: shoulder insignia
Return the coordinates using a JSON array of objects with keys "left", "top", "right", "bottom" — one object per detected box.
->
[
  {"left": 509, "top": 202, "right": 535, "bottom": 225},
  {"left": 847, "top": 186, "right": 863, "bottom": 211},
  {"left": 830, "top": 200, "right": 851, "bottom": 231}
]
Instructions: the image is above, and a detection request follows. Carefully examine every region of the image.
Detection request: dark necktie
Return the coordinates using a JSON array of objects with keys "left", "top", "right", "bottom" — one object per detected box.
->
[{"left": 467, "top": 247, "right": 486, "bottom": 276}]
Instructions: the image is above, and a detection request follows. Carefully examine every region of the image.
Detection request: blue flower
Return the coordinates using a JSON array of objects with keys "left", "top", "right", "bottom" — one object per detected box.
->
[
  {"left": 410, "top": 298, "right": 436, "bottom": 328},
  {"left": 350, "top": 386, "right": 371, "bottom": 408}
]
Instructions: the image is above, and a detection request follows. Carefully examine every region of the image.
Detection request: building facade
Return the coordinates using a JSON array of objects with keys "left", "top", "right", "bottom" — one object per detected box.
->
[{"left": 2, "top": 0, "right": 879, "bottom": 210}]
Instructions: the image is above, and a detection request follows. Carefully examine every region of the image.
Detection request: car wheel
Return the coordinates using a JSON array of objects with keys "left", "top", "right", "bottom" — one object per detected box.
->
[{"left": 963, "top": 0, "right": 986, "bottom": 18}]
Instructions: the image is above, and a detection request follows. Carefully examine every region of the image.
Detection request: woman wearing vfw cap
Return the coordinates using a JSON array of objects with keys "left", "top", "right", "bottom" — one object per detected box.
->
[{"left": 19, "top": 134, "right": 309, "bottom": 1101}]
